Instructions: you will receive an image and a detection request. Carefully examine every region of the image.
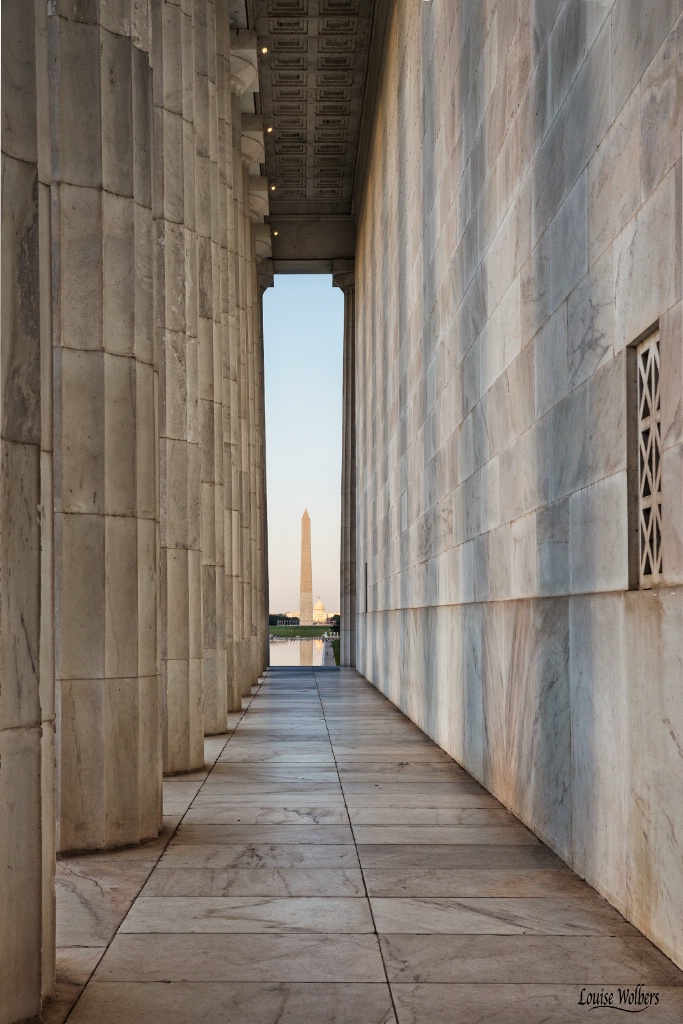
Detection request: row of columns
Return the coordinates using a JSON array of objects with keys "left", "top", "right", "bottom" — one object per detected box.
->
[{"left": 1, "top": 2, "right": 271, "bottom": 1020}]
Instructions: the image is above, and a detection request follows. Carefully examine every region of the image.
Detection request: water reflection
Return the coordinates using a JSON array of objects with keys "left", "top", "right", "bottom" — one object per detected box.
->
[{"left": 269, "top": 638, "right": 324, "bottom": 666}]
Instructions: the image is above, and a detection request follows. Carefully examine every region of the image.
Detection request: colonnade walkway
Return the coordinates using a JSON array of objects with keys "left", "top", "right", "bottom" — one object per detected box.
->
[{"left": 50, "top": 668, "right": 683, "bottom": 1023}]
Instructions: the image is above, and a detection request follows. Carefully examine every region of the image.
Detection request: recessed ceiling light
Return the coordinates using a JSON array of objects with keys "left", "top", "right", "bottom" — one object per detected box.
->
[
  {"left": 267, "top": 126, "right": 273, "bottom": 133},
  {"left": 261, "top": 46, "right": 268, "bottom": 54},
  {"left": 270, "top": 184, "right": 276, "bottom": 191},
  {"left": 273, "top": 230, "right": 279, "bottom": 236}
]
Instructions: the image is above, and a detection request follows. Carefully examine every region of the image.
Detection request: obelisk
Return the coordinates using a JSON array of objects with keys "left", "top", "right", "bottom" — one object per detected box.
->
[{"left": 300, "top": 510, "right": 313, "bottom": 626}]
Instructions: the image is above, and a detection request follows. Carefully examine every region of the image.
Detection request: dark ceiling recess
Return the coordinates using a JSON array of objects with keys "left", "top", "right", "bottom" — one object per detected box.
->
[{"left": 253, "top": 0, "right": 379, "bottom": 270}]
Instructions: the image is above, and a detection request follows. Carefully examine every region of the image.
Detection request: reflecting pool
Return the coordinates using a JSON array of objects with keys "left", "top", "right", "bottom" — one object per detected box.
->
[{"left": 269, "top": 638, "right": 324, "bottom": 666}]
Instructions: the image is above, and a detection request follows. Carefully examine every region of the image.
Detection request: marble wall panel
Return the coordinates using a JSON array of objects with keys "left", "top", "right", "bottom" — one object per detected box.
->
[
  {"left": 569, "top": 472, "right": 629, "bottom": 593},
  {"left": 567, "top": 244, "right": 613, "bottom": 390},
  {"left": 660, "top": 301, "right": 683, "bottom": 448},
  {"left": 624, "top": 587, "right": 683, "bottom": 966},
  {"left": 549, "top": 170, "right": 588, "bottom": 313},
  {"left": 613, "top": 163, "right": 680, "bottom": 353},
  {"left": 534, "top": 302, "right": 568, "bottom": 418},
  {"left": 611, "top": 0, "right": 678, "bottom": 118},
  {"left": 587, "top": 90, "right": 641, "bottom": 266},
  {"left": 569, "top": 593, "right": 626, "bottom": 900}
]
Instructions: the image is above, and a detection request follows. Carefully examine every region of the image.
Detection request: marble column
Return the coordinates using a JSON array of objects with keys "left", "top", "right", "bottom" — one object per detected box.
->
[
  {"left": 154, "top": 0, "right": 204, "bottom": 773},
  {"left": 257, "top": 262, "right": 274, "bottom": 673},
  {"left": 236, "top": 159, "right": 250, "bottom": 696},
  {"left": 228, "top": 29, "right": 264, "bottom": 700},
  {"left": 216, "top": 4, "right": 237, "bottom": 716},
  {"left": 51, "top": 0, "right": 161, "bottom": 851},
  {"left": 197, "top": 0, "right": 227, "bottom": 736},
  {"left": 334, "top": 265, "right": 356, "bottom": 666},
  {"left": 245, "top": 199, "right": 259, "bottom": 684},
  {"left": 1, "top": 2, "right": 54, "bottom": 1016}
]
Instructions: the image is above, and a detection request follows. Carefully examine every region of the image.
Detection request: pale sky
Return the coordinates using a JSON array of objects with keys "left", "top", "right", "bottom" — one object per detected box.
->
[{"left": 263, "top": 275, "right": 344, "bottom": 615}]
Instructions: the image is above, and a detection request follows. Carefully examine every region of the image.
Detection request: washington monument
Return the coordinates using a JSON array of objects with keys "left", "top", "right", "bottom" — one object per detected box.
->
[{"left": 300, "top": 510, "right": 313, "bottom": 626}]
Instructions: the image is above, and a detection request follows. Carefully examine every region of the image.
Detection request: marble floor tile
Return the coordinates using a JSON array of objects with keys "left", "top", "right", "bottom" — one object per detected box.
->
[
  {"left": 370, "top": 896, "right": 638, "bottom": 935},
  {"left": 363, "top": 867, "right": 595, "bottom": 898},
  {"left": 142, "top": 867, "right": 366, "bottom": 897},
  {"left": 218, "top": 749, "right": 336, "bottom": 763},
  {"left": 336, "top": 763, "right": 471, "bottom": 780},
  {"left": 182, "top": 803, "right": 349, "bottom": 824},
  {"left": 67, "top": 982, "right": 397, "bottom": 1024},
  {"left": 198, "top": 782, "right": 343, "bottom": 797},
  {"left": 121, "top": 895, "right": 374, "bottom": 933},
  {"left": 391, "top": 984, "right": 683, "bottom": 1024},
  {"left": 352, "top": 825, "right": 539, "bottom": 845},
  {"left": 380, "top": 934, "right": 683, "bottom": 984},
  {"left": 346, "top": 789, "right": 500, "bottom": 806},
  {"left": 56, "top": 856, "right": 159, "bottom": 946},
  {"left": 332, "top": 746, "right": 459, "bottom": 762},
  {"left": 95, "top": 933, "right": 387, "bottom": 982},
  {"left": 208, "top": 763, "right": 338, "bottom": 778},
  {"left": 171, "top": 823, "right": 354, "bottom": 844},
  {"left": 347, "top": 806, "right": 519, "bottom": 826},
  {"left": 356, "top": 844, "right": 564, "bottom": 871},
  {"left": 342, "top": 781, "right": 492, "bottom": 800},
  {"left": 192, "top": 794, "right": 347, "bottom": 808},
  {"left": 160, "top": 842, "right": 359, "bottom": 869}
]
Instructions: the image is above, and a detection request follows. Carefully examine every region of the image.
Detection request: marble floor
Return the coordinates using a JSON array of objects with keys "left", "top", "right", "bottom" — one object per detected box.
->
[{"left": 46, "top": 667, "right": 683, "bottom": 1023}]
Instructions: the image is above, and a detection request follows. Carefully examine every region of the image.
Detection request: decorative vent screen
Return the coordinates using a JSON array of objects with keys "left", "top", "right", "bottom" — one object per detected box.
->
[{"left": 637, "top": 330, "right": 662, "bottom": 588}]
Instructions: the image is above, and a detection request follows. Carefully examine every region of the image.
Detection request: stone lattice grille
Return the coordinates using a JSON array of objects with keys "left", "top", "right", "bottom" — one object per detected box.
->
[{"left": 637, "top": 331, "right": 663, "bottom": 588}]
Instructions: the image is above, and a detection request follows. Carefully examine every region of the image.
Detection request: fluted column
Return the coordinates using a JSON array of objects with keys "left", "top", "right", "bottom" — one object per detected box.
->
[
  {"left": 239, "top": 155, "right": 252, "bottom": 696},
  {"left": 226, "top": 90, "right": 242, "bottom": 710},
  {"left": 51, "top": 0, "right": 161, "bottom": 850},
  {"left": 196, "top": 0, "right": 227, "bottom": 736},
  {"left": 334, "top": 264, "right": 356, "bottom": 666},
  {"left": 228, "top": 30, "right": 257, "bottom": 701},
  {"left": 257, "top": 262, "right": 274, "bottom": 673},
  {"left": 1, "top": 1, "right": 54, "bottom": 1016},
  {"left": 154, "top": 0, "right": 204, "bottom": 773}
]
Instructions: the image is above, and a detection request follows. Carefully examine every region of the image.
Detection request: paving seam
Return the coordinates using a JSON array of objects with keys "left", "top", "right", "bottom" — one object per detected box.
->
[{"left": 313, "top": 665, "right": 401, "bottom": 1024}]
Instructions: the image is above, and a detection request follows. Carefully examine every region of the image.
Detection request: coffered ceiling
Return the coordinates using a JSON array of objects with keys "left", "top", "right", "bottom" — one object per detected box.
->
[{"left": 252, "top": 0, "right": 386, "bottom": 270}]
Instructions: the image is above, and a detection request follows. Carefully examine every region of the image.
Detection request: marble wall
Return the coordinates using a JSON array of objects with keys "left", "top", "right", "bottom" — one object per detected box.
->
[{"left": 355, "top": 0, "right": 683, "bottom": 970}]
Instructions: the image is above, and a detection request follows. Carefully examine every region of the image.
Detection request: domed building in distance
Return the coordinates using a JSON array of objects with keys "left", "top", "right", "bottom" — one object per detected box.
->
[{"left": 313, "top": 597, "right": 327, "bottom": 625}]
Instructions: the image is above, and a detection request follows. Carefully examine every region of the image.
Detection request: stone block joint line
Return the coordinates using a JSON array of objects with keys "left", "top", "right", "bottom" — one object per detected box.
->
[{"left": 52, "top": 667, "right": 683, "bottom": 1023}]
